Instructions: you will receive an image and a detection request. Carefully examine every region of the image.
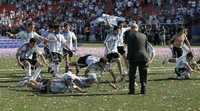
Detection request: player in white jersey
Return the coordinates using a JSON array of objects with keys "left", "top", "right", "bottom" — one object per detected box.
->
[
  {"left": 27, "top": 71, "right": 97, "bottom": 93},
  {"left": 16, "top": 38, "right": 47, "bottom": 86},
  {"left": 146, "top": 42, "right": 156, "bottom": 65},
  {"left": 104, "top": 26, "right": 124, "bottom": 82},
  {"left": 69, "top": 54, "right": 100, "bottom": 75},
  {"left": 175, "top": 52, "right": 194, "bottom": 80},
  {"left": 62, "top": 23, "right": 78, "bottom": 72},
  {"left": 84, "top": 57, "right": 117, "bottom": 89},
  {"left": 7, "top": 22, "right": 46, "bottom": 45},
  {"left": 117, "top": 21, "right": 131, "bottom": 69},
  {"left": 47, "top": 24, "right": 72, "bottom": 77}
]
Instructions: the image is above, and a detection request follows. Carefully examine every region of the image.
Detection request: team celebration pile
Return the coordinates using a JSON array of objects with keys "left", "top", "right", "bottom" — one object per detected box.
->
[{"left": 1, "top": 0, "right": 200, "bottom": 107}]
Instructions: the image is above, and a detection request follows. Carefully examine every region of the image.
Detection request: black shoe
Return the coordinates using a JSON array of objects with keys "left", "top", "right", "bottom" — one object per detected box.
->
[
  {"left": 141, "top": 87, "right": 146, "bottom": 94},
  {"left": 128, "top": 90, "right": 135, "bottom": 95}
]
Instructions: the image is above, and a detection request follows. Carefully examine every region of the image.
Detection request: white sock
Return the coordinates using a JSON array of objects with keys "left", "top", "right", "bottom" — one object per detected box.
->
[
  {"left": 30, "top": 67, "right": 41, "bottom": 81},
  {"left": 24, "top": 63, "right": 32, "bottom": 77}
]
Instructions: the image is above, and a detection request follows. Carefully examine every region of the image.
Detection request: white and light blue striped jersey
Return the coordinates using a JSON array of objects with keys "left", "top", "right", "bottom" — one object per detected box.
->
[
  {"left": 16, "top": 31, "right": 43, "bottom": 45},
  {"left": 104, "top": 34, "right": 119, "bottom": 54},
  {"left": 48, "top": 33, "right": 66, "bottom": 55},
  {"left": 146, "top": 42, "right": 155, "bottom": 61},
  {"left": 176, "top": 55, "right": 188, "bottom": 69},
  {"left": 86, "top": 55, "right": 100, "bottom": 66},
  {"left": 63, "top": 31, "right": 77, "bottom": 50},
  {"left": 117, "top": 27, "right": 131, "bottom": 46},
  {"left": 16, "top": 43, "right": 39, "bottom": 60}
]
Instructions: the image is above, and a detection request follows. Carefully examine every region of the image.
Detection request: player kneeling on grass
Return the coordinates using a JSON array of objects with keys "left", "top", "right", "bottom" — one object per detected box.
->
[
  {"left": 16, "top": 38, "right": 47, "bottom": 85},
  {"left": 28, "top": 71, "right": 97, "bottom": 93},
  {"left": 84, "top": 57, "right": 117, "bottom": 89},
  {"left": 175, "top": 52, "right": 194, "bottom": 80}
]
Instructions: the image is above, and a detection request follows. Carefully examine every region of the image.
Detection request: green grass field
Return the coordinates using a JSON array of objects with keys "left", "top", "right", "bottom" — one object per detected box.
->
[{"left": 0, "top": 56, "right": 200, "bottom": 111}]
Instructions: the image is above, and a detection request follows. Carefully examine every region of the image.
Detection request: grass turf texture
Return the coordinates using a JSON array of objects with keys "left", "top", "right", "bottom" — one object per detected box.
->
[{"left": 0, "top": 57, "right": 200, "bottom": 111}]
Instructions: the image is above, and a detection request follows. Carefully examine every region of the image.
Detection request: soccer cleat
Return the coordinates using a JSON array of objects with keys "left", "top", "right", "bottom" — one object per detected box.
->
[{"left": 141, "top": 87, "right": 146, "bottom": 94}]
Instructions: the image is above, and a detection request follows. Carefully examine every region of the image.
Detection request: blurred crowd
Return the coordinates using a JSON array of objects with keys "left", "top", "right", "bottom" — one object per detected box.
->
[{"left": 0, "top": 0, "right": 200, "bottom": 45}]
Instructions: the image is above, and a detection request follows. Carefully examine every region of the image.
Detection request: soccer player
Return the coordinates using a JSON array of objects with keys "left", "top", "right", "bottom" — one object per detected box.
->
[
  {"left": 28, "top": 71, "right": 97, "bottom": 93},
  {"left": 62, "top": 23, "right": 78, "bottom": 72},
  {"left": 163, "top": 27, "right": 191, "bottom": 64},
  {"left": 47, "top": 24, "right": 72, "bottom": 77},
  {"left": 146, "top": 42, "right": 156, "bottom": 65},
  {"left": 84, "top": 57, "right": 117, "bottom": 89},
  {"left": 7, "top": 22, "right": 46, "bottom": 45},
  {"left": 16, "top": 38, "right": 47, "bottom": 85},
  {"left": 175, "top": 52, "right": 194, "bottom": 80},
  {"left": 104, "top": 26, "right": 124, "bottom": 82},
  {"left": 69, "top": 54, "right": 100, "bottom": 75},
  {"left": 169, "top": 27, "right": 191, "bottom": 58},
  {"left": 117, "top": 21, "right": 131, "bottom": 69}
]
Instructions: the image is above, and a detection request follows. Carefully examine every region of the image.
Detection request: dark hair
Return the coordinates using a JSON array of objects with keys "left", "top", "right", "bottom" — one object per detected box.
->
[
  {"left": 29, "top": 38, "right": 37, "bottom": 43},
  {"left": 27, "top": 22, "right": 34, "bottom": 28},
  {"left": 177, "top": 27, "right": 185, "bottom": 34},
  {"left": 117, "top": 21, "right": 123, "bottom": 26},
  {"left": 53, "top": 23, "right": 60, "bottom": 29},
  {"left": 64, "top": 23, "right": 70, "bottom": 28},
  {"left": 113, "top": 26, "right": 119, "bottom": 31},
  {"left": 187, "top": 52, "right": 194, "bottom": 58},
  {"left": 99, "top": 57, "right": 107, "bottom": 64}
]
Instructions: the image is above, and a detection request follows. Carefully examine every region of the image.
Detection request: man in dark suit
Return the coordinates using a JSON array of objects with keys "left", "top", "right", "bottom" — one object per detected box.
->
[{"left": 124, "top": 23, "right": 149, "bottom": 95}]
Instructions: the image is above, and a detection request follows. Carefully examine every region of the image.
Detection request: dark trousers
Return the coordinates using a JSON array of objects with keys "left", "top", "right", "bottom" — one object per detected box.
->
[{"left": 128, "top": 61, "right": 148, "bottom": 93}]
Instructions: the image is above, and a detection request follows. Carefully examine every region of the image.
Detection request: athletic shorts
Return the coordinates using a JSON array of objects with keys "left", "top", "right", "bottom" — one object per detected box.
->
[
  {"left": 38, "top": 79, "right": 49, "bottom": 93},
  {"left": 77, "top": 55, "right": 91, "bottom": 68},
  {"left": 50, "top": 52, "right": 62, "bottom": 63},
  {"left": 117, "top": 46, "right": 126, "bottom": 55},
  {"left": 43, "top": 47, "right": 51, "bottom": 59},
  {"left": 20, "top": 58, "right": 37, "bottom": 66},
  {"left": 172, "top": 47, "right": 183, "bottom": 58},
  {"left": 63, "top": 48, "right": 73, "bottom": 57},
  {"left": 106, "top": 52, "right": 119, "bottom": 63}
]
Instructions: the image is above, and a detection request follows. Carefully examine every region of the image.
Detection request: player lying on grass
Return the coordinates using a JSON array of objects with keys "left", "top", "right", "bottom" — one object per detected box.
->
[
  {"left": 27, "top": 71, "right": 97, "bottom": 93},
  {"left": 16, "top": 38, "right": 47, "bottom": 86},
  {"left": 175, "top": 52, "right": 196, "bottom": 80}
]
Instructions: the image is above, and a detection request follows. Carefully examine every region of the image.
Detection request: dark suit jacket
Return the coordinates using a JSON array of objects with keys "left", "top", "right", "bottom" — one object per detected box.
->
[{"left": 125, "top": 31, "right": 149, "bottom": 62}]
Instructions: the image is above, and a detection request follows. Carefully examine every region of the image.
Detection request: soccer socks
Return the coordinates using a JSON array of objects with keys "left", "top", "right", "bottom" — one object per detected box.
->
[
  {"left": 65, "top": 61, "right": 70, "bottom": 72},
  {"left": 24, "top": 62, "right": 32, "bottom": 77},
  {"left": 31, "top": 67, "right": 41, "bottom": 81}
]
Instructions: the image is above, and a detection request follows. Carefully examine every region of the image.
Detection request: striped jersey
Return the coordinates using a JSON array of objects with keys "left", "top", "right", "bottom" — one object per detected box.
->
[
  {"left": 63, "top": 31, "right": 77, "bottom": 50},
  {"left": 47, "top": 33, "right": 66, "bottom": 55},
  {"left": 117, "top": 27, "right": 131, "bottom": 46},
  {"left": 16, "top": 43, "right": 40, "bottom": 60},
  {"left": 104, "top": 33, "right": 119, "bottom": 54}
]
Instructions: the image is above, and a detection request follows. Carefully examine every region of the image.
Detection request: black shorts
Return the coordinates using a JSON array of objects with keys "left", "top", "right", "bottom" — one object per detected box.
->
[
  {"left": 77, "top": 55, "right": 91, "bottom": 68},
  {"left": 63, "top": 48, "right": 73, "bottom": 57},
  {"left": 117, "top": 46, "right": 126, "bottom": 55},
  {"left": 43, "top": 47, "right": 51, "bottom": 59},
  {"left": 172, "top": 47, "right": 183, "bottom": 58},
  {"left": 106, "top": 52, "right": 119, "bottom": 63},
  {"left": 20, "top": 58, "right": 37, "bottom": 66},
  {"left": 50, "top": 52, "right": 62, "bottom": 63},
  {"left": 38, "top": 79, "right": 50, "bottom": 93}
]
